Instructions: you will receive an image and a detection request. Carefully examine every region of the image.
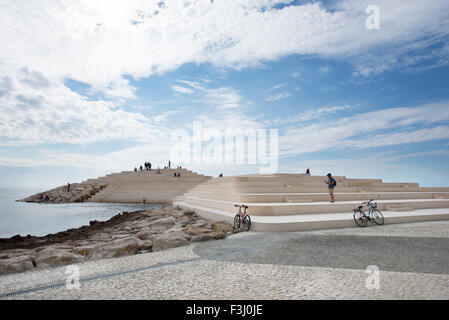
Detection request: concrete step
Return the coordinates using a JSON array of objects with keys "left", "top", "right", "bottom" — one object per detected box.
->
[
  {"left": 183, "top": 196, "right": 449, "bottom": 216},
  {"left": 188, "top": 184, "right": 422, "bottom": 193},
  {"left": 185, "top": 191, "right": 449, "bottom": 203},
  {"left": 174, "top": 202, "right": 449, "bottom": 232}
]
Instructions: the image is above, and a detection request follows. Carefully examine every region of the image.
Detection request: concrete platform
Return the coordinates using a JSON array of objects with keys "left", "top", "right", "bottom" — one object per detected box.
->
[
  {"left": 182, "top": 196, "right": 449, "bottom": 215},
  {"left": 174, "top": 201, "right": 449, "bottom": 232},
  {"left": 76, "top": 169, "right": 449, "bottom": 232}
]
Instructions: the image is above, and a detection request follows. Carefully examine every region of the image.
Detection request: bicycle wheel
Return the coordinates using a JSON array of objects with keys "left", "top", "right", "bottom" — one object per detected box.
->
[
  {"left": 353, "top": 210, "right": 368, "bottom": 227},
  {"left": 243, "top": 214, "right": 251, "bottom": 231},
  {"left": 233, "top": 214, "right": 241, "bottom": 230},
  {"left": 372, "top": 209, "right": 384, "bottom": 225}
]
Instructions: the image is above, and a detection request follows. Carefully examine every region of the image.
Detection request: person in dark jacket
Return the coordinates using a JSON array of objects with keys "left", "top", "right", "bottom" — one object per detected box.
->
[{"left": 325, "top": 173, "right": 336, "bottom": 203}]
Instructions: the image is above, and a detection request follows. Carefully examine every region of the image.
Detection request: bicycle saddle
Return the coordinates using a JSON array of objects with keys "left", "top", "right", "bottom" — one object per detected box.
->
[{"left": 358, "top": 206, "right": 363, "bottom": 209}]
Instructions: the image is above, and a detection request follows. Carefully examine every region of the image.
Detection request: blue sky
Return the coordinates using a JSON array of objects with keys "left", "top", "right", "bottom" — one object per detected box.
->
[{"left": 1, "top": 0, "right": 449, "bottom": 189}]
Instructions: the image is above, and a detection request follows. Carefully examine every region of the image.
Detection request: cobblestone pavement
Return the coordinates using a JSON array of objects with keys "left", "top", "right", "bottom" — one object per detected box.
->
[{"left": 1, "top": 221, "right": 448, "bottom": 300}]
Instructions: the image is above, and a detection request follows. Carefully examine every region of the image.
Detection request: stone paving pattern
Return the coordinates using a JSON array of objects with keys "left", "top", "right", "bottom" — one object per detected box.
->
[{"left": 1, "top": 221, "right": 448, "bottom": 299}]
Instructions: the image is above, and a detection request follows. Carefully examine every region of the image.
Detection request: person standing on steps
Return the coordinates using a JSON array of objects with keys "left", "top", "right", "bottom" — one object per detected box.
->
[{"left": 325, "top": 173, "right": 336, "bottom": 203}]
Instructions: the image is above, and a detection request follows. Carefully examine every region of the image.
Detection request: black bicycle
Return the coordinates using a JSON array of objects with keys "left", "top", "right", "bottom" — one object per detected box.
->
[
  {"left": 353, "top": 199, "right": 384, "bottom": 227},
  {"left": 233, "top": 204, "right": 251, "bottom": 231}
]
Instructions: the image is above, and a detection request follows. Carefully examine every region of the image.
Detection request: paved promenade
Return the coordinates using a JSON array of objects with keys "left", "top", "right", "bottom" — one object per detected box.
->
[{"left": 1, "top": 221, "right": 448, "bottom": 299}]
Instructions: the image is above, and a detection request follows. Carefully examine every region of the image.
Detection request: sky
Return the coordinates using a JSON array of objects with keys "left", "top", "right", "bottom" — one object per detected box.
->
[{"left": 1, "top": 0, "right": 449, "bottom": 189}]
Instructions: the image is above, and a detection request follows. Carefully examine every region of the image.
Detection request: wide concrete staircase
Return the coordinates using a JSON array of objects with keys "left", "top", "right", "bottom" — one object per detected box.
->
[
  {"left": 174, "top": 174, "right": 449, "bottom": 232},
  {"left": 85, "top": 168, "right": 211, "bottom": 203}
]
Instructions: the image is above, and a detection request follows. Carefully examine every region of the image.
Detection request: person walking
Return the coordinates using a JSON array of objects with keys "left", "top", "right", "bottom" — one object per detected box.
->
[{"left": 325, "top": 173, "right": 336, "bottom": 203}]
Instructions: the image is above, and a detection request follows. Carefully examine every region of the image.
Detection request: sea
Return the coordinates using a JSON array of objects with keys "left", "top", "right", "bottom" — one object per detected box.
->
[{"left": 0, "top": 188, "right": 163, "bottom": 238}]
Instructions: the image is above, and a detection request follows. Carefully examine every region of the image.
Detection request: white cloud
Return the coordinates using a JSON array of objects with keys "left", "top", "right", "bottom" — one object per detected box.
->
[
  {"left": 278, "top": 101, "right": 449, "bottom": 156},
  {"left": 268, "top": 83, "right": 287, "bottom": 91},
  {"left": 176, "top": 79, "right": 206, "bottom": 91},
  {"left": 171, "top": 85, "right": 193, "bottom": 94},
  {"left": 1, "top": 0, "right": 448, "bottom": 102},
  {"left": 201, "top": 87, "right": 242, "bottom": 110},
  {"left": 274, "top": 105, "right": 352, "bottom": 124},
  {"left": 265, "top": 92, "right": 290, "bottom": 102},
  {"left": 0, "top": 70, "right": 165, "bottom": 145},
  {"left": 0, "top": 0, "right": 448, "bottom": 151}
]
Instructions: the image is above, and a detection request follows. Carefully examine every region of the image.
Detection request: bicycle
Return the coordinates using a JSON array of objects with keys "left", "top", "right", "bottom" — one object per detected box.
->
[
  {"left": 353, "top": 199, "right": 384, "bottom": 227},
  {"left": 233, "top": 204, "right": 251, "bottom": 231}
]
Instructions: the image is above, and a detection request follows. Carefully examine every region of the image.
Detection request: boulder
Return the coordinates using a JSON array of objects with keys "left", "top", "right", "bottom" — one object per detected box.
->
[
  {"left": 149, "top": 216, "right": 176, "bottom": 228},
  {"left": 135, "top": 228, "right": 153, "bottom": 241},
  {"left": 0, "top": 255, "right": 35, "bottom": 275},
  {"left": 213, "top": 221, "right": 234, "bottom": 234},
  {"left": 129, "top": 221, "right": 151, "bottom": 230},
  {"left": 73, "top": 245, "right": 99, "bottom": 257},
  {"left": 89, "top": 232, "right": 113, "bottom": 242},
  {"left": 184, "top": 227, "right": 212, "bottom": 236},
  {"left": 152, "top": 232, "right": 190, "bottom": 251},
  {"left": 34, "top": 250, "right": 84, "bottom": 268},
  {"left": 191, "top": 231, "right": 226, "bottom": 242},
  {"left": 88, "top": 236, "right": 141, "bottom": 259},
  {"left": 191, "top": 219, "right": 208, "bottom": 228},
  {"left": 137, "top": 240, "right": 153, "bottom": 251},
  {"left": 171, "top": 210, "right": 186, "bottom": 219},
  {"left": 182, "top": 209, "right": 195, "bottom": 216}
]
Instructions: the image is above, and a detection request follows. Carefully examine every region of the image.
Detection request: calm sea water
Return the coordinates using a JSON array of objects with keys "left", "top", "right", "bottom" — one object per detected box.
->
[{"left": 0, "top": 188, "right": 162, "bottom": 238}]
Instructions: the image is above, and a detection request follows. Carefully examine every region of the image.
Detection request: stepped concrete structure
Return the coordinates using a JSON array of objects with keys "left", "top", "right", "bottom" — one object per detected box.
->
[
  {"left": 82, "top": 169, "right": 449, "bottom": 232},
  {"left": 85, "top": 168, "right": 212, "bottom": 203},
  {"left": 173, "top": 174, "right": 449, "bottom": 232}
]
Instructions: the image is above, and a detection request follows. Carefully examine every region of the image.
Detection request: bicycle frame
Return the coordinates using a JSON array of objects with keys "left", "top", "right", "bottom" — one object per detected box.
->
[{"left": 236, "top": 205, "right": 248, "bottom": 222}]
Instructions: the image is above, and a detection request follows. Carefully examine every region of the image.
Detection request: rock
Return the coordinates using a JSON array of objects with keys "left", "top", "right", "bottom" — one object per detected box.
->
[
  {"left": 152, "top": 232, "right": 190, "bottom": 251},
  {"left": 213, "top": 221, "right": 234, "bottom": 233},
  {"left": 149, "top": 226, "right": 167, "bottom": 233},
  {"left": 0, "top": 255, "right": 35, "bottom": 275},
  {"left": 149, "top": 216, "right": 176, "bottom": 228},
  {"left": 191, "top": 219, "right": 208, "bottom": 228},
  {"left": 184, "top": 227, "right": 212, "bottom": 236},
  {"left": 171, "top": 210, "right": 185, "bottom": 219},
  {"left": 182, "top": 209, "right": 195, "bottom": 216},
  {"left": 89, "top": 220, "right": 102, "bottom": 227},
  {"left": 88, "top": 236, "right": 141, "bottom": 259},
  {"left": 191, "top": 231, "right": 226, "bottom": 242},
  {"left": 137, "top": 240, "right": 153, "bottom": 251},
  {"left": 73, "top": 245, "right": 96, "bottom": 257},
  {"left": 34, "top": 250, "right": 84, "bottom": 268},
  {"left": 111, "top": 233, "right": 132, "bottom": 240},
  {"left": 89, "top": 232, "right": 113, "bottom": 242},
  {"left": 10, "top": 234, "right": 24, "bottom": 241},
  {"left": 135, "top": 228, "right": 153, "bottom": 241},
  {"left": 129, "top": 221, "right": 151, "bottom": 230}
]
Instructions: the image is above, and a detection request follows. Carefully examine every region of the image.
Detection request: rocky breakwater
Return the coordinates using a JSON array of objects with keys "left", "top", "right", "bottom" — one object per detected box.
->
[
  {"left": 20, "top": 183, "right": 107, "bottom": 203},
  {"left": 0, "top": 205, "right": 236, "bottom": 275}
]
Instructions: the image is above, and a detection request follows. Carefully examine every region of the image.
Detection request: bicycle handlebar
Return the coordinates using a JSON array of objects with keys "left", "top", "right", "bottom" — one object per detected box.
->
[{"left": 234, "top": 204, "right": 248, "bottom": 209}]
